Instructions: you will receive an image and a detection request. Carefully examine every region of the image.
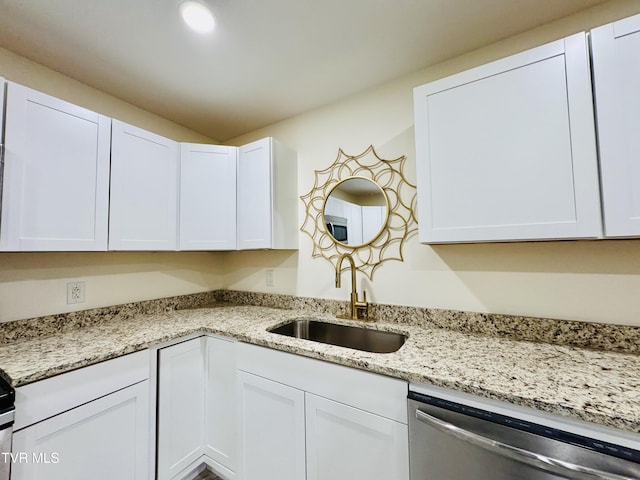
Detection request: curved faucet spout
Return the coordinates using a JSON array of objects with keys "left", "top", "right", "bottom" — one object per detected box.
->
[
  {"left": 335, "top": 253, "right": 357, "bottom": 293},
  {"left": 335, "top": 253, "right": 368, "bottom": 320}
]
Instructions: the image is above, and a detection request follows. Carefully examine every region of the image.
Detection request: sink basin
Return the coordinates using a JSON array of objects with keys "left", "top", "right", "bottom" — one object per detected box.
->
[{"left": 268, "top": 318, "right": 406, "bottom": 353}]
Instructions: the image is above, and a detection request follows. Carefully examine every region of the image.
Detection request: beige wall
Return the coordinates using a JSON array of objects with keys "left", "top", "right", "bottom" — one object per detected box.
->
[
  {"left": 3, "top": 0, "right": 640, "bottom": 326},
  {"left": 0, "top": 47, "right": 217, "bottom": 143},
  {"left": 0, "top": 252, "right": 222, "bottom": 322},
  {"left": 225, "top": 0, "right": 640, "bottom": 326},
  {"left": 0, "top": 48, "right": 222, "bottom": 323}
]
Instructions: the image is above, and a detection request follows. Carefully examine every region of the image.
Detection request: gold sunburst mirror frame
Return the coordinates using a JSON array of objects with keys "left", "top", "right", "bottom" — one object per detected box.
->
[{"left": 300, "top": 146, "right": 418, "bottom": 279}]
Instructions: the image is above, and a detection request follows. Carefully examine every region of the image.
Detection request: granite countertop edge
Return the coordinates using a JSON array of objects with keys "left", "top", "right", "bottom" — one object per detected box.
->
[{"left": 0, "top": 304, "right": 638, "bottom": 435}]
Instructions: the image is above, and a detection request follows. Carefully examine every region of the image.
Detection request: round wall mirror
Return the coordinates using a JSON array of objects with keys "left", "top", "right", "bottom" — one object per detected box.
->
[{"left": 323, "top": 177, "right": 389, "bottom": 248}]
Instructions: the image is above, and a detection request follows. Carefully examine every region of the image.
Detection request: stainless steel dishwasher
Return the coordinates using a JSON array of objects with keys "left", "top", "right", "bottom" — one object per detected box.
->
[{"left": 409, "top": 387, "right": 640, "bottom": 480}]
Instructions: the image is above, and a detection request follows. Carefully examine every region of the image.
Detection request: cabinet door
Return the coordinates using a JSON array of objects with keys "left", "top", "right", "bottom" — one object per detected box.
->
[
  {"left": 11, "top": 381, "right": 149, "bottom": 480},
  {"left": 109, "top": 119, "right": 178, "bottom": 250},
  {"left": 413, "top": 33, "right": 601, "bottom": 243},
  {"left": 0, "top": 77, "right": 4, "bottom": 144},
  {"left": 361, "top": 205, "right": 384, "bottom": 244},
  {"left": 237, "top": 370, "right": 305, "bottom": 480},
  {"left": 204, "top": 336, "right": 236, "bottom": 476},
  {"left": 305, "top": 393, "right": 409, "bottom": 480},
  {"left": 237, "top": 138, "right": 272, "bottom": 249},
  {"left": 325, "top": 197, "right": 364, "bottom": 245},
  {"left": 157, "top": 338, "right": 205, "bottom": 480},
  {"left": 0, "top": 82, "right": 111, "bottom": 251},
  {"left": 323, "top": 196, "right": 345, "bottom": 217},
  {"left": 591, "top": 14, "right": 640, "bottom": 237},
  {"left": 343, "top": 202, "right": 363, "bottom": 246},
  {"left": 179, "top": 144, "right": 237, "bottom": 250}
]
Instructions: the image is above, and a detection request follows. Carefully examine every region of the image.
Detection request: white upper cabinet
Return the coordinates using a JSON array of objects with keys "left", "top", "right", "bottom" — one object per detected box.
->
[
  {"left": 591, "top": 13, "right": 640, "bottom": 238},
  {"left": 361, "top": 205, "right": 384, "bottom": 244},
  {"left": 179, "top": 143, "right": 237, "bottom": 250},
  {"left": 324, "top": 197, "right": 365, "bottom": 246},
  {"left": 0, "top": 82, "right": 111, "bottom": 251},
  {"left": 109, "top": 119, "right": 178, "bottom": 250},
  {"left": 237, "top": 137, "right": 298, "bottom": 250},
  {"left": 413, "top": 33, "right": 602, "bottom": 243},
  {"left": 0, "top": 77, "right": 4, "bottom": 143},
  {"left": 0, "top": 77, "right": 5, "bottom": 243}
]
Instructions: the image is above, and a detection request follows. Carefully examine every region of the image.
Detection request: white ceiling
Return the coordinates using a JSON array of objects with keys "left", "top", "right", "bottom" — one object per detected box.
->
[{"left": 0, "top": 0, "right": 608, "bottom": 141}]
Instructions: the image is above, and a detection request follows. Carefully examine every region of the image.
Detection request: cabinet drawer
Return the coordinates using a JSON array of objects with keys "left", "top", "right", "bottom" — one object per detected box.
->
[
  {"left": 15, "top": 350, "right": 149, "bottom": 430},
  {"left": 12, "top": 381, "right": 149, "bottom": 480}
]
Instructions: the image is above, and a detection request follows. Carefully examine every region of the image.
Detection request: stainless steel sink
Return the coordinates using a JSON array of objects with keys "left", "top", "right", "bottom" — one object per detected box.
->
[{"left": 268, "top": 318, "right": 406, "bottom": 353}]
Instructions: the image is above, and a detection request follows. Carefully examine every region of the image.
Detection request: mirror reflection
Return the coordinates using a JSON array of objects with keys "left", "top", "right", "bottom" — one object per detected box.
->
[{"left": 323, "top": 177, "right": 388, "bottom": 247}]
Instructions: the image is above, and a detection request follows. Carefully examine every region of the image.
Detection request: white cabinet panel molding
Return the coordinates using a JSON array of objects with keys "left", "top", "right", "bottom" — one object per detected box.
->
[
  {"left": 306, "top": 393, "right": 409, "bottom": 480},
  {"left": 591, "top": 13, "right": 640, "bottom": 237},
  {"left": 157, "top": 338, "right": 205, "bottom": 480},
  {"left": 237, "top": 343, "right": 409, "bottom": 479},
  {"left": 156, "top": 335, "right": 237, "bottom": 479},
  {"left": 236, "top": 370, "right": 306, "bottom": 480},
  {"left": 1, "top": 82, "right": 111, "bottom": 251},
  {"left": 237, "top": 137, "right": 298, "bottom": 250},
  {"left": 414, "top": 33, "right": 601, "bottom": 243},
  {"left": 12, "top": 381, "right": 149, "bottom": 480},
  {"left": 109, "top": 119, "right": 178, "bottom": 250},
  {"left": 179, "top": 143, "right": 237, "bottom": 250},
  {"left": 203, "top": 336, "right": 237, "bottom": 476}
]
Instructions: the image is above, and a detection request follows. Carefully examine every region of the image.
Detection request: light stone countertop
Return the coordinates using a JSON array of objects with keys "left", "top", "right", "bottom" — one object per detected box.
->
[{"left": 0, "top": 304, "right": 638, "bottom": 434}]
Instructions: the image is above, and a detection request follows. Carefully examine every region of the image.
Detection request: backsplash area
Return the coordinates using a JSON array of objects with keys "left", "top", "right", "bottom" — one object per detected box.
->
[
  {"left": 1, "top": 290, "right": 638, "bottom": 354},
  {"left": 0, "top": 291, "right": 219, "bottom": 344}
]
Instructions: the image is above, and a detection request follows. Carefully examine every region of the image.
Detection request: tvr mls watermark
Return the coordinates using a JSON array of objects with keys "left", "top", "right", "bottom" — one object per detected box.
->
[{"left": 1, "top": 452, "right": 60, "bottom": 464}]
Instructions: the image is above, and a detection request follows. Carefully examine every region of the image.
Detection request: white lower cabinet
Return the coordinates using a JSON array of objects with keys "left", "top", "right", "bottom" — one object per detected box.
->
[
  {"left": 305, "top": 393, "right": 409, "bottom": 480},
  {"left": 237, "top": 378, "right": 408, "bottom": 480},
  {"left": 12, "top": 382, "right": 149, "bottom": 480},
  {"left": 236, "top": 343, "right": 409, "bottom": 480},
  {"left": 11, "top": 351, "right": 151, "bottom": 480},
  {"left": 156, "top": 335, "right": 236, "bottom": 480},
  {"left": 237, "top": 371, "right": 306, "bottom": 480},
  {"left": 157, "top": 338, "right": 206, "bottom": 480},
  {"left": 204, "top": 336, "right": 237, "bottom": 476}
]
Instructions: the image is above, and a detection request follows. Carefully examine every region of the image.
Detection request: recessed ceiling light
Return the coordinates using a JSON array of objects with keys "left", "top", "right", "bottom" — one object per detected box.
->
[{"left": 180, "top": 1, "right": 215, "bottom": 34}]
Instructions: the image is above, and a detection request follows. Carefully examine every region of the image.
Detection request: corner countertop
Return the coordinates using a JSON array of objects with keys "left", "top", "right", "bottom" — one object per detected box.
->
[{"left": 0, "top": 304, "right": 638, "bottom": 434}]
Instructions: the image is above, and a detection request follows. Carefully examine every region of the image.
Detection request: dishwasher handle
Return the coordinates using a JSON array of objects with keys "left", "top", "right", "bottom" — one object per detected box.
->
[{"left": 416, "top": 409, "right": 634, "bottom": 480}]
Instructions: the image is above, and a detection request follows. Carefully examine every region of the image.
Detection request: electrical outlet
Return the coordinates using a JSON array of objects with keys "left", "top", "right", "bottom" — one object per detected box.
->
[
  {"left": 67, "top": 281, "right": 86, "bottom": 304},
  {"left": 266, "top": 269, "right": 275, "bottom": 287}
]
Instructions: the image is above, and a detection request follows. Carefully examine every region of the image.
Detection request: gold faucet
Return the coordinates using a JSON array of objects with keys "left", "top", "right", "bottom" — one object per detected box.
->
[{"left": 335, "top": 253, "right": 369, "bottom": 320}]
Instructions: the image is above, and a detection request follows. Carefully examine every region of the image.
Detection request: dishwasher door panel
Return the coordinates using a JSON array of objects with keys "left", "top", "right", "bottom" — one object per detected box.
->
[{"left": 408, "top": 398, "right": 640, "bottom": 480}]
